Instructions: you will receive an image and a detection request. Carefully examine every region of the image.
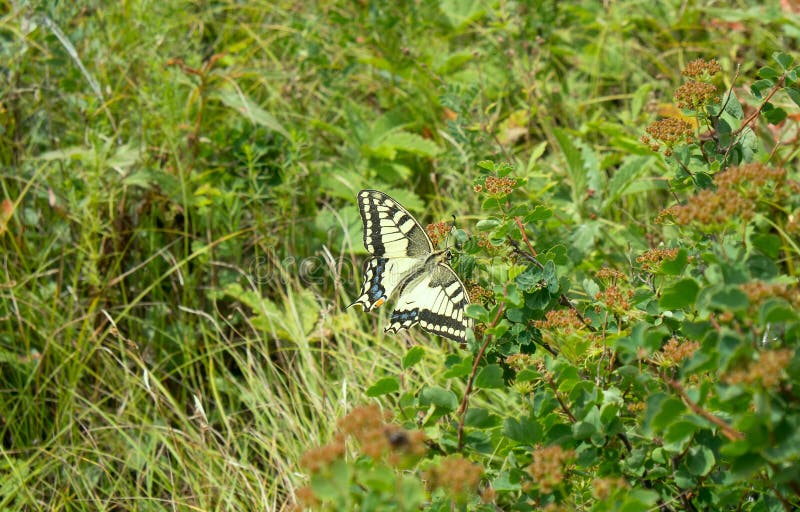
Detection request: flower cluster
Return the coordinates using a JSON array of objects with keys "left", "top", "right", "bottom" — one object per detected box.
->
[
  {"left": 724, "top": 349, "right": 794, "bottom": 389},
  {"left": 592, "top": 476, "right": 629, "bottom": 500},
  {"left": 423, "top": 455, "right": 483, "bottom": 500},
  {"left": 637, "top": 247, "right": 679, "bottom": 271},
  {"left": 475, "top": 176, "right": 517, "bottom": 196},
  {"left": 740, "top": 280, "right": 799, "bottom": 310},
  {"left": 468, "top": 283, "right": 494, "bottom": 304},
  {"left": 476, "top": 233, "right": 502, "bottom": 253},
  {"left": 534, "top": 308, "right": 587, "bottom": 332},
  {"left": 642, "top": 117, "right": 694, "bottom": 156},
  {"left": 595, "top": 267, "right": 627, "bottom": 282},
  {"left": 663, "top": 164, "right": 787, "bottom": 229},
  {"left": 659, "top": 337, "right": 700, "bottom": 366},
  {"left": 682, "top": 58, "right": 722, "bottom": 79},
  {"left": 595, "top": 285, "right": 632, "bottom": 313},
  {"left": 300, "top": 404, "right": 427, "bottom": 475},
  {"left": 674, "top": 81, "right": 718, "bottom": 110},
  {"left": 426, "top": 221, "right": 452, "bottom": 247},
  {"left": 526, "top": 445, "right": 575, "bottom": 494}
]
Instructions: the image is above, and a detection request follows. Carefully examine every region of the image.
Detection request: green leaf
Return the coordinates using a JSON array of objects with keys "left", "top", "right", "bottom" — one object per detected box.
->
[
  {"left": 443, "top": 355, "right": 473, "bottom": 379},
  {"left": 774, "top": 51, "right": 794, "bottom": 70},
  {"left": 464, "top": 408, "right": 498, "bottom": 428},
  {"left": 785, "top": 86, "right": 800, "bottom": 108},
  {"left": 709, "top": 287, "right": 749, "bottom": 311},
  {"left": 751, "top": 233, "right": 782, "bottom": 258},
  {"left": 402, "top": 346, "right": 425, "bottom": 369},
  {"left": 439, "top": 0, "right": 487, "bottom": 29},
  {"left": 524, "top": 205, "right": 553, "bottom": 223},
  {"left": 663, "top": 420, "right": 697, "bottom": 452},
  {"left": 553, "top": 128, "right": 586, "bottom": 198},
  {"left": 751, "top": 79, "right": 773, "bottom": 98},
  {"left": 686, "top": 445, "right": 715, "bottom": 476},
  {"left": 759, "top": 298, "right": 798, "bottom": 323},
  {"left": 366, "top": 377, "right": 400, "bottom": 396},
  {"left": 419, "top": 386, "right": 458, "bottom": 412},
  {"left": 660, "top": 248, "right": 688, "bottom": 275},
  {"left": 762, "top": 104, "right": 787, "bottom": 124},
  {"left": 503, "top": 416, "right": 542, "bottom": 445},
  {"left": 650, "top": 396, "right": 687, "bottom": 431},
  {"left": 311, "top": 459, "right": 351, "bottom": 501},
  {"left": 476, "top": 218, "right": 501, "bottom": 231},
  {"left": 216, "top": 87, "right": 289, "bottom": 139},
  {"left": 606, "top": 155, "right": 651, "bottom": 207},
  {"left": 379, "top": 130, "right": 442, "bottom": 158},
  {"left": 758, "top": 66, "right": 781, "bottom": 79},
  {"left": 722, "top": 90, "right": 744, "bottom": 119},
  {"left": 475, "top": 364, "right": 504, "bottom": 389},
  {"left": 398, "top": 475, "right": 426, "bottom": 509},
  {"left": 660, "top": 278, "right": 700, "bottom": 310}
]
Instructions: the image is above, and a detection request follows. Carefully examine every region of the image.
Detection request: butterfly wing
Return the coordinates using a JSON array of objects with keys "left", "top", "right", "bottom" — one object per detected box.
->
[
  {"left": 350, "top": 256, "right": 421, "bottom": 311},
  {"left": 356, "top": 189, "right": 433, "bottom": 258},
  {"left": 385, "top": 263, "right": 473, "bottom": 343},
  {"left": 350, "top": 190, "right": 433, "bottom": 311}
]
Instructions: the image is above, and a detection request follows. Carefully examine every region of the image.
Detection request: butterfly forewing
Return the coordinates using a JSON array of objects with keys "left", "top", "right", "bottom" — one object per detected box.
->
[{"left": 357, "top": 190, "right": 433, "bottom": 258}]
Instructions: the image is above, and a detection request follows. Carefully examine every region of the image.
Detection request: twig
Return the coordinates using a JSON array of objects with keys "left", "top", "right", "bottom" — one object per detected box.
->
[
  {"left": 666, "top": 378, "right": 743, "bottom": 441},
  {"left": 545, "top": 372, "right": 576, "bottom": 422},
  {"left": 514, "top": 216, "right": 538, "bottom": 259},
  {"left": 507, "top": 236, "right": 595, "bottom": 332},
  {"left": 457, "top": 303, "right": 505, "bottom": 450}
]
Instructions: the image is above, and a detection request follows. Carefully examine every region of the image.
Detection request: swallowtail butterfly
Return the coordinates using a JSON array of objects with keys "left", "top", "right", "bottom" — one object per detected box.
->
[{"left": 349, "top": 189, "right": 472, "bottom": 343}]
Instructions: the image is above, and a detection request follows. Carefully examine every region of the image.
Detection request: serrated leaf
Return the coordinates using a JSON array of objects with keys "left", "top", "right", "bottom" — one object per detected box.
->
[
  {"left": 366, "top": 377, "right": 400, "bottom": 396},
  {"left": 475, "top": 364, "right": 504, "bottom": 389},
  {"left": 403, "top": 346, "right": 425, "bottom": 369},
  {"left": 380, "top": 130, "right": 441, "bottom": 157}
]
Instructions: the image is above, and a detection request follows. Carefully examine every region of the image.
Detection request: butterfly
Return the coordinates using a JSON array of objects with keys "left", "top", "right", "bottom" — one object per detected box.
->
[{"left": 349, "top": 189, "right": 473, "bottom": 343}]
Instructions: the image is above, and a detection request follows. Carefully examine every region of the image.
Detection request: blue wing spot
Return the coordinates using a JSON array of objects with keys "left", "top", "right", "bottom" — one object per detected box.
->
[
  {"left": 368, "top": 258, "right": 389, "bottom": 301},
  {"left": 392, "top": 308, "right": 419, "bottom": 323}
]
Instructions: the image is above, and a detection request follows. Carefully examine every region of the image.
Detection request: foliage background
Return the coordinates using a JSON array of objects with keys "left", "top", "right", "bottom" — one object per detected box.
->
[{"left": 1, "top": 1, "right": 798, "bottom": 510}]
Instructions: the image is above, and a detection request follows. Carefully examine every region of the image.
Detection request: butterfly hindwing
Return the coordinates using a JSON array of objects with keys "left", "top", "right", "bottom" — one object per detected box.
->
[
  {"left": 350, "top": 256, "right": 421, "bottom": 311},
  {"left": 386, "top": 263, "right": 473, "bottom": 343},
  {"left": 357, "top": 189, "right": 433, "bottom": 259}
]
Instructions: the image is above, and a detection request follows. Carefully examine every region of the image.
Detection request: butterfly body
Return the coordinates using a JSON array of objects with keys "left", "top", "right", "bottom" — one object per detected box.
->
[{"left": 350, "top": 189, "right": 472, "bottom": 342}]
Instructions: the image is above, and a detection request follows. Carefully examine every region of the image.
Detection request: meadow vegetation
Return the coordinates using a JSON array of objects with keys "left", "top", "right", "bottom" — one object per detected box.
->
[{"left": 1, "top": 1, "right": 799, "bottom": 510}]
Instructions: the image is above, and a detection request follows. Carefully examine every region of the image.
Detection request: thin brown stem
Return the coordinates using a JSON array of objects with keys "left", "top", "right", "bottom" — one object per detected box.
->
[
  {"left": 666, "top": 378, "right": 743, "bottom": 441},
  {"left": 457, "top": 303, "right": 505, "bottom": 450}
]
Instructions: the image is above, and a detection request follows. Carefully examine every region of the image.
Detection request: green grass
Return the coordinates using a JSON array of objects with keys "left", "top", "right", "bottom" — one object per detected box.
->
[{"left": 1, "top": 1, "right": 799, "bottom": 510}]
